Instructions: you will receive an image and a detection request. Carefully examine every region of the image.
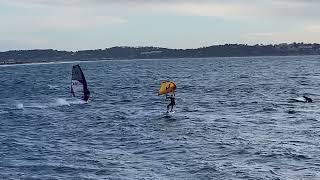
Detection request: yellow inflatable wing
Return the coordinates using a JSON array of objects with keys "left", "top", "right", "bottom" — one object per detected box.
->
[{"left": 158, "top": 81, "right": 177, "bottom": 95}]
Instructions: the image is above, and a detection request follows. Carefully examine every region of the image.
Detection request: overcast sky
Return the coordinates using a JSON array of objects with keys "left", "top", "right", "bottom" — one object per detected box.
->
[{"left": 0, "top": 0, "right": 319, "bottom": 51}]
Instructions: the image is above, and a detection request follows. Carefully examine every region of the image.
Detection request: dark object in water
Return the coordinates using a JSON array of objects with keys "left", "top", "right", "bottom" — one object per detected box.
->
[
  {"left": 71, "top": 64, "right": 90, "bottom": 101},
  {"left": 303, "top": 96, "right": 312, "bottom": 103}
]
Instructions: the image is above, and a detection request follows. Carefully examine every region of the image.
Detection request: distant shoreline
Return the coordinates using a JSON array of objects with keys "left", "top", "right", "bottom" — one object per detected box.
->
[
  {"left": 1, "top": 43, "right": 320, "bottom": 66},
  {"left": 1, "top": 54, "right": 320, "bottom": 67}
]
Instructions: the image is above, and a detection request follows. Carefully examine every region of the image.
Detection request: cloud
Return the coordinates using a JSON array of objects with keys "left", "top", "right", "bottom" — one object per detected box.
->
[
  {"left": 165, "top": 0, "right": 320, "bottom": 21},
  {"left": 1, "top": 1, "right": 318, "bottom": 23},
  {"left": 1, "top": 0, "right": 320, "bottom": 50},
  {"left": 164, "top": 2, "right": 259, "bottom": 20},
  {"left": 0, "top": 0, "right": 127, "bottom": 33},
  {"left": 0, "top": 16, "right": 126, "bottom": 33},
  {"left": 244, "top": 33, "right": 276, "bottom": 38},
  {"left": 304, "top": 25, "right": 320, "bottom": 33},
  {"left": 243, "top": 29, "right": 320, "bottom": 44},
  {"left": 0, "top": 0, "right": 127, "bottom": 50},
  {"left": 2, "top": 0, "right": 320, "bottom": 22},
  {"left": 0, "top": 37, "right": 49, "bottom": 51}
]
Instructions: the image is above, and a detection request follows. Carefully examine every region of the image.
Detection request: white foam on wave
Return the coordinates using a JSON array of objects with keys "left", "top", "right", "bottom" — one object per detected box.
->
[
  {"left": 48, "top": 84, "right": 60, "bottom": 90},
  {"left": 53, "top": 98, "right": 87, "bottom": 106},
  {"left": 51, "top": 98, "right": 87, "bottom": 106},
  {"left": 11, "top": 98, "right": 86, "bottom": 110},
  {"left": 14, "top": 102, "right": 47, "bottom": 109},
  {"left": 53, "top": 98, "right": 71, "bottom": 106},
  {"left": 28, "top": 103, "right": 48, "bottom": 109},
  {"left": 69, "top": 99, "right": 87, "bottom": 105},
  {"left": 16, "top": 103, "right": 24, "bottom": 109}
]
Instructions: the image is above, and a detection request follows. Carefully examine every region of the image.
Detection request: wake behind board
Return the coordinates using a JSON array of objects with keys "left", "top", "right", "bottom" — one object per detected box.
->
[
  {"left": 163, "top": 110, "right": 176, "bottom": 118},
  {"left": 289, "top": 97, "right": 305, "bottom": 102},
  {"left": 289, "top": 97, "right": 311, "bottom": 103},
  {"left": 167, "top": 110, "right": 175, "bottom": 114}
]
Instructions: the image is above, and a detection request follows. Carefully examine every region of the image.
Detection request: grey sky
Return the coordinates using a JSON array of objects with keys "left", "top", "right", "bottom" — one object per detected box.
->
[{"left": 0, "top": 0, "right": 319, "bottom": 51}]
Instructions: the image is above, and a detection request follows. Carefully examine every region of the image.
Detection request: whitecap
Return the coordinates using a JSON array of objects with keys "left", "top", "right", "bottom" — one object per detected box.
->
[
  {"left": 16, "top": 103, "right": 24, "bottom": 109},
  {"left": 53, "top": 98, "right": 71, "bottom": 106},
  {"left": 48, "top": 84, "right": 60, "bottom": 90},
  {"left": 28, "top": 103, "right": 48, "bottom": 109}
]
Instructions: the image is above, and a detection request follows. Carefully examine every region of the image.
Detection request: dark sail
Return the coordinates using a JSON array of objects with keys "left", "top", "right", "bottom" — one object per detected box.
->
[{"left": 71, "top": 65, "right": 90, "bottom": 101}]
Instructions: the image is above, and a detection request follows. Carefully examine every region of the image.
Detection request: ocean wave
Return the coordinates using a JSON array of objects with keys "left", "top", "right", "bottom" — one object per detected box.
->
[
  {"left": 9, "top": 98, "right": 87, "bottom": 111},
  {"left": 48, "top": 84, "right": 60, "bottom": 90}
]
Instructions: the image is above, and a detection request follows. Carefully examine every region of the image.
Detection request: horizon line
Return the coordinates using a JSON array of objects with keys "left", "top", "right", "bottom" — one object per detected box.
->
[{"left": 1, "top": 42, "right": 318, "bottom": 53}]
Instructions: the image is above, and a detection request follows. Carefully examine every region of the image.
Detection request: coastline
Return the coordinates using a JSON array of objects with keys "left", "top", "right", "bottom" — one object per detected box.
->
[
  {"left": 1, "top": 54, "right": 319, "bottom": 67},
  {"left": 2, "top": 43, "right": 320, "bottom": 66}
]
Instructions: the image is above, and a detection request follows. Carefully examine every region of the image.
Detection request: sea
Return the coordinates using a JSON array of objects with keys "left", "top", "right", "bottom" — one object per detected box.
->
[{"left": 1, "top": 56, "right": 320, "bottom": 180}]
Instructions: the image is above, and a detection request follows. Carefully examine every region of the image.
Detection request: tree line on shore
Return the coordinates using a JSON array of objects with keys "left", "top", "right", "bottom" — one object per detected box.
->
[{"left": 1, "top": 43, "right": 320, "bottom": 64}]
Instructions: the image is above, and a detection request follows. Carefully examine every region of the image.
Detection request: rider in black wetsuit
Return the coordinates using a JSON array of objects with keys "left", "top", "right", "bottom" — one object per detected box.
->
[
  {"left": 82, "top": 90, "right": 90, "bottom": 102},
  {"left": 303, "top": 96, "right": 312, "bottom": 103},
  {"left": 166, "top": 94, "right": 175, "bottom": 112}
]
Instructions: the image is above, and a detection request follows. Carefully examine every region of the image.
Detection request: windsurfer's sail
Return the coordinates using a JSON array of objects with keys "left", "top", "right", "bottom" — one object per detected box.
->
[
  {"left": 71, "top": 65, "right": 90, "bottom": 101},
  {"left": 158, "top": 81, "right": 176, "bottom": 95}
]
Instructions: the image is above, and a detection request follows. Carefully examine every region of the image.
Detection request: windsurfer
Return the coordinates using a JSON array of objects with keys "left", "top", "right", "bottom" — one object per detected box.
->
[{"left": 71, "top": 65, "right": 90, "bottom": 102}]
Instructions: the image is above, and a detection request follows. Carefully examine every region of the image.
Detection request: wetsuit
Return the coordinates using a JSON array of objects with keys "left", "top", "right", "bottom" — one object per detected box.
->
[
  {"left": 83, "top": 95, "right": 89, "bottom": 102},
  {"left": 167, "top": 96, "right": 175, "bottom": 112},
  {"left": 303, "top": 96, "right": 312, "bottom": 103},
  {"left": 82, "top": 90, "right": 90, "bottom": 102}
]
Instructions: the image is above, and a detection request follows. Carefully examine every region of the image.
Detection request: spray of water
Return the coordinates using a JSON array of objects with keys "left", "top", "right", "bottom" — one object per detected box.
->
[{"left": 54, "top": 98, "right": 70, "bottom": 106}]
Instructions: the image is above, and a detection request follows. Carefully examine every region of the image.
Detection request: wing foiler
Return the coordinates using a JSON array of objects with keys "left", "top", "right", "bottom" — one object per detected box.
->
[{"left": 158, "top": 81, "right": 177, "bottom": 95}]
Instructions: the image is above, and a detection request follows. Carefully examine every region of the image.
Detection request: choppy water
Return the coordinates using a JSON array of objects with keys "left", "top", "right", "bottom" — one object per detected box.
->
[{"left": 1, "top": 56, "right": 320, "bottom": 179}]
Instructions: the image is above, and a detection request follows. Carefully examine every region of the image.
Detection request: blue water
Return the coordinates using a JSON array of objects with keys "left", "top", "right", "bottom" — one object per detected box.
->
[{"left": 1, "top": 56, "right": 320, "bottom": 179}]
